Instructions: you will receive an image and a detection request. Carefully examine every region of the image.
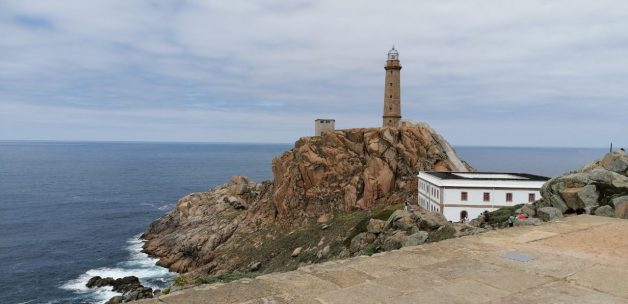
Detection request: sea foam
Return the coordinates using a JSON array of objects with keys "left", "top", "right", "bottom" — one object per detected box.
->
[{"left": 60, "top": 235, "right": 175, "bottom": 304}]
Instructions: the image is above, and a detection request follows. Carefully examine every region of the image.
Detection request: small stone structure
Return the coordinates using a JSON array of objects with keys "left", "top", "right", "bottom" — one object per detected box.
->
[{"left": 314, "top": 119, "right": 335, "bottom": 136}]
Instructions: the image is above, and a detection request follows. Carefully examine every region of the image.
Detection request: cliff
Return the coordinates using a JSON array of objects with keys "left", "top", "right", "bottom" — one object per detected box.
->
[
  {"left": 271, "top": 123, "right": 470, "bottom": 219},
  {"left": 142, "top": 123, "right": 472, "bottom": 276}
]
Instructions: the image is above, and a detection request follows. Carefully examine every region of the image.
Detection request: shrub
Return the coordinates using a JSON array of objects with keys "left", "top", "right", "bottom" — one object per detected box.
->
[
  {"left": 173, "top": 275, "right": 187, "bottom": 286},
  {"left": 362, "top": 243, "right": 380, "bottom": 256},
  {"left": 196, "top": 271, "right": 259, "bottom": 285}
]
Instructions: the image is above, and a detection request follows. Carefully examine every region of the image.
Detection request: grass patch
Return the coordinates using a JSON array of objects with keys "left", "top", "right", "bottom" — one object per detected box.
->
[
  {"left": 296, "top": 249, "right": 318, "bottom": 263},
  {"left": 173, "top": 275, "right": 187, "bottom": 286},
  {"left": 343, "top": 203, "right": 403, "bottom": 247},
  {"left": 487, "top": 204, "right": 524, "bottom": 225},
  {"left": 328, "top": 241, "right": 346, "bottom": 257},
  {"left": 373, "top": 203, "right": 402, "bottom": 220},
  {"left": 196, "top": 271, "right": 260, "bottom": 285},
  {"left": 362, "top": 243, "right": 380, "bottom": 256},
  {"left": 336, "top": 212, "right": 361, "bottom": 222}
]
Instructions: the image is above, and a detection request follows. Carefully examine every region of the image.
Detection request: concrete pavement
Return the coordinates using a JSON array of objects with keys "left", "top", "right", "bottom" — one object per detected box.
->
[{"left": 142, "top": 215, "right": 628, "bottom": 303}]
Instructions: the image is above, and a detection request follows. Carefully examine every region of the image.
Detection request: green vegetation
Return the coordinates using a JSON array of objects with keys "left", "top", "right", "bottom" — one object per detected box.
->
[
  {"left": 344, "top": 203, "right": 402, "bottom": 247},
  {"left": 162, "top": 287, "right": 170, "bottom": 295},
  {"left": 296, "top": 249, "right": 318, "bottom": 263},
  {"left": 328, "top": 240, "right": 346, "bottom": 257},
  {"left": 196, "top": 271, "right": 260, "bottom": 285},
  {"left": 487, "top": 204, "right": 524, "bottom": 225},
  {"left": 362, "top": 243, "right": 380, "bottom": 256},
  {"left": 173, "top": 275, "right": 188, "bottom": 286}
]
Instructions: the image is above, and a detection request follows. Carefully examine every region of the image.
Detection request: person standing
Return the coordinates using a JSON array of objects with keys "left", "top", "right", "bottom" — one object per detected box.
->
[{"left": 508, "top": 215, "right": 516, "bottom": 227}]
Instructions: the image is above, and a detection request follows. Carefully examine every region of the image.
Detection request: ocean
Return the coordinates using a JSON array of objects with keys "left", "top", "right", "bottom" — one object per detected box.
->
[{"left": 0, "top": 142, "right": 607, "bottom": 304}]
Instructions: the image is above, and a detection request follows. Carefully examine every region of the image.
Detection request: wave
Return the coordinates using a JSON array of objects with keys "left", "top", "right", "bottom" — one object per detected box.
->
[
  {"left": 60, "top": 235, "right": 175, "bottom": 304},
  {"left": 140, "top": 202, "right": 173, "bottom": 211}
]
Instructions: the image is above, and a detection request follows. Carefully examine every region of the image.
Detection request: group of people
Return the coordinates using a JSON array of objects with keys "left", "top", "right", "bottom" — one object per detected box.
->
[{"left": 507, "top": 212, "right": 528, "bottom": 227}]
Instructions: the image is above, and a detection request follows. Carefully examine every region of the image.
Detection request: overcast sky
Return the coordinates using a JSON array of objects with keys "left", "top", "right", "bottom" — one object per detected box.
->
[{"left": 1, "top": 1, "right": 627, "bottom": 147}]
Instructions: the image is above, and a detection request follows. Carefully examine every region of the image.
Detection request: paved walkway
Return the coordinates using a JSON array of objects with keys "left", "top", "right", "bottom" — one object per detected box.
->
[{"left": 142, "top": 215, "right": 628, "bottom": 303}]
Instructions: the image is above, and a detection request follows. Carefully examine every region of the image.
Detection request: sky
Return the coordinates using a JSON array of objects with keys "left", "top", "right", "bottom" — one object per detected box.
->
[{"left": 0, "top": 1, "right": 627, "bottom": 147}]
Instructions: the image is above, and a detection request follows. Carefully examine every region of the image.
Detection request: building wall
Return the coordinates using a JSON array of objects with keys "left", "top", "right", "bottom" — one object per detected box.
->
[
  {"left": 442, "top": 188, "right": 540, "bottom": 222},
  {"left": 418, "top": 176, "right": 542, "bottom": 222},
  {"left": 314, "top": 119, "right": 335, "bottom": 136},
  {"left": 418, "top": 179, "right": 442, "bottom": 214}
]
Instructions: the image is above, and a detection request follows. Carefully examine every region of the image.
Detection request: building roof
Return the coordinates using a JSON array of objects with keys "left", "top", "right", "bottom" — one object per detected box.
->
[{"left": 421, "top": 171, "right": 550, "bottom": 182}]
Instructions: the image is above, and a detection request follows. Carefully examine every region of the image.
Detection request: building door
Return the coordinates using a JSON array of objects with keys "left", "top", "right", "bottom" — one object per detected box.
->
[{"left": 460, "top": 210, "right": 468, "bottom": 223}]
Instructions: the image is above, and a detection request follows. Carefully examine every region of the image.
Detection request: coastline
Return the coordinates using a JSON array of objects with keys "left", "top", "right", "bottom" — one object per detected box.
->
[{"left": 60, "top": 235, "right": 175, "bottom": 304}]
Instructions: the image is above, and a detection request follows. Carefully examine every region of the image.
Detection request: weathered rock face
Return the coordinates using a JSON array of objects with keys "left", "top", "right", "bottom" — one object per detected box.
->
[
  {"left": 539, "top": 151, "right": 628, "bottom": 218},
  {"left": 142, "top": 177, "right": 276, "bottom": 273},
  {"left": 143, "top": 124, "right": 472, "bottom": 275},
  {"left": 85, "top": 276, "right": 156, "bottom": 304},
  {"left": 272, "top": 124, "right": 471, "bottom": 217}
]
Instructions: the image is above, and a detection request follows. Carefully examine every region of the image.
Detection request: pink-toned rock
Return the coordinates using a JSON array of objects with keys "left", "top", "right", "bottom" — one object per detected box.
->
[
  {"left": 143, "top": 124, "right": 473, "bottom": 276},
  {"left": 271, "top": 125, "right": 472, "bottom": 218}
]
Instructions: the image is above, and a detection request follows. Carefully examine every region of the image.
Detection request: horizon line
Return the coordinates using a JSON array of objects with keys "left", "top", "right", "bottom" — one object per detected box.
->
[{"left": 0, "top": 139, "right": 612, "bottom": 149}]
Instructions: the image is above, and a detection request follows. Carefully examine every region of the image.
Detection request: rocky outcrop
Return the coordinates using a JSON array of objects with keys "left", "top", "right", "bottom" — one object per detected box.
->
[
  {"left": 142, "top": 124, "right": 472, "bottom": 275},
  {"left": 272, "top": 124, "right": 471, "bottom": 216},
  {"left": 349, "top": 209, "right": 481, "bottom": 256},
  {"left": 538, "top": 151, "right": 628, "bottom": 218},
  {"left": 85, "top": 276, "right": 156, "bottom": 303}
]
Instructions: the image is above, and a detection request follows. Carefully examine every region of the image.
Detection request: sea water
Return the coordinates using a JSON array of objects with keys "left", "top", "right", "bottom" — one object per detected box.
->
[
  {"left": 0, "top": 142, "right": 290, "bottom": 304},
  {"left": 0, "top": 142, "right": 607, "bottom": 303}
]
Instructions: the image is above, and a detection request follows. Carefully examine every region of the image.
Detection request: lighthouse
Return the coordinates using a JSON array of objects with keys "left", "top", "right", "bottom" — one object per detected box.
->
[{"left": 383, "top": 46, "right": 402, "bottom": 127}]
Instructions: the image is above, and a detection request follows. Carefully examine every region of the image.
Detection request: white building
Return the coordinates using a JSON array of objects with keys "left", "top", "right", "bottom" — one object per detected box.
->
[{"left": 417, "top": 171, "right": 549, "bottom": 222}]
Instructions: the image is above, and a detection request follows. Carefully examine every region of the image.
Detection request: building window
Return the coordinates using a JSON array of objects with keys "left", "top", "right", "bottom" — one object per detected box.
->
[
  {"left": 506, "top": 193, "right": 513, "bottom": 202},
  {"left": 529, "top": 193, "right": 536, "bottom": 202},
  {"left": 390, "top": 83, "right": 392, "bottom": 86},
  {"left": 483, "top": 192, "right": 490, "bottom": 202},
  {"left": 390, "top": 95, "right": 392, "bottom": 98},
  {"left": 461, "top": 192, "right": 467, "bottom": 201}
]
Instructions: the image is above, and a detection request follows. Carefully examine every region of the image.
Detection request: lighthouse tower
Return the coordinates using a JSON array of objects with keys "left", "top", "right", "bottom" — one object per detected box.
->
[{"left": 383, "top": 46, "right": 402, "bottom": 127}]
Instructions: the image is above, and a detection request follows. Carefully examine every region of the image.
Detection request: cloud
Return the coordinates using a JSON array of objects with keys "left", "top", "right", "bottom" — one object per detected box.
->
[{"left": 0, "top": 0, "right": 627, "bottom": 146}]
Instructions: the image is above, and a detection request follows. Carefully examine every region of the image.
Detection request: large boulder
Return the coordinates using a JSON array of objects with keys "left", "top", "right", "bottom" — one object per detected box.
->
[
  {"left": 417, "top": 211, "right": 448, "bottom": 231},
  {"left": 537, "top": 207, "right": 563, "bottom": 222},
  {"left": 578, "top": 185, "right": 600, "bottom": 208},
  {"left": 601, "top": 152, "right": 628, "bottom": 173},
  {"left": 367, "top": 219, "right": 386, "bottom": 234},
  {"left": 613, "top": 195, "right": 628, "bottom": 219},
  {"left": 350, "top": 232, "right": 376, "bottom": 253},
  {"left": 559, "top": 185, "right": 600, "bottom": 210},
  {"left": 594, "top": 205, "right": 615, "bottom": 217},
  {"left": 559, "top": 187, "right": 583, "bottom": 210},
  {"left": 381, "top": 231, "right": 406, "bottom": 251},
  {"left": 86, "top": 276, "right": 115, "bottom": 288},
  {"left": 401, "top": 231, "right": 429, "bottom": 247},
  {"left": 519, "top": 204, "right": 536, "bottom": 218},
  {"left": 385, "top": 210, "right": 418, "bottom": 231},
  {"left": 428, "top": 223, "right": 456, "bottom": 242},
  {"left": 588, "top": 168, "right": 628, "bottom": 189},
  {"left": 539, "top": 152, "right": 628, "bottom": 218},
  {"left": 229, "top": 176, "right": 251, "bottom": 195}
]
